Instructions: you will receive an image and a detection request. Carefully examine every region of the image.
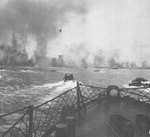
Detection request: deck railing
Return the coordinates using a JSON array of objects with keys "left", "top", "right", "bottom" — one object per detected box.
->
[{"left": 1, "top": 82, "right": 150, "bottom": 137}]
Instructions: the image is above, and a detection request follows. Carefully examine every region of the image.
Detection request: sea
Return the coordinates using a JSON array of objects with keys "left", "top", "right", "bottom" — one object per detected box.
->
[{"left": 0, "top": 66, "right": 150, "bottom": 113}]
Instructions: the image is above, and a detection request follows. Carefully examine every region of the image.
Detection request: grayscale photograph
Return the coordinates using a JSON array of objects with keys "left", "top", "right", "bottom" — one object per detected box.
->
[{"left": 0, "top": 0, "right": 150, "bottom": 137}]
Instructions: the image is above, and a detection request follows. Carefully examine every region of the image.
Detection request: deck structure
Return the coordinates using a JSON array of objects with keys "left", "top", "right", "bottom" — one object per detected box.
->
[
  {"left": 76, "top": 97, "right": 150, "bottom": 137},
  {"left": 0, "top": 82, "right": 150, "bottom": 137}
]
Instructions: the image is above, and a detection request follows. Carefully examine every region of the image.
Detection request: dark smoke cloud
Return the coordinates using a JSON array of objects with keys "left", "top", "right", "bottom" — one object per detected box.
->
[
  {"left": 0, "top": 0, "right": 86, "bottom": 35},
  {"left": 0, "top": 0, "right": 87, "bottom": 65},
  {"left": 0, "top": 0, "right": 150, "bottom": 68}
]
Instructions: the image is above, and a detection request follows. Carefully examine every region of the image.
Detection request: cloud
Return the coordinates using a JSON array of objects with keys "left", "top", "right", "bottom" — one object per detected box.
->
[
  {"left": 47, "top": 0, "right": 150, "bottom": 66},
  {"left": 0, "top": 0, "right": 87, "bottom": 64}
]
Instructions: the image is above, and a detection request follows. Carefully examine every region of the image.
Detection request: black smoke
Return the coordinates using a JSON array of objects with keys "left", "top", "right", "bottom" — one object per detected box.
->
[{"left": 0, "top": 0, "right": 87, "bottom": 66}]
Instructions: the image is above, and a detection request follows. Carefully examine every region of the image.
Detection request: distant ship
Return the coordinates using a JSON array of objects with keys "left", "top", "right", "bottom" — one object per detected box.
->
[
  {"left": 112, "top": 65, "right": 118, "bottom": 69},
  {"left": 63, "top": 73, "right": 75, "bottom": 82},
  {"left": 94, "top": 69, "right": 101, "bottom": 72},
  {"left": 129, "top": 78, "right": 150, "bottom": 87}
]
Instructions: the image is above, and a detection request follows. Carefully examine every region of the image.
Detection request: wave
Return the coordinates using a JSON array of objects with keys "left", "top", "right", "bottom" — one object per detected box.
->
[
  {"left": 20, "top": 70, "right": 37, "bottom": 73},
  {"left": 123, "top": 84, "right": 150, "bottom": 92},
  {"left": 15, "top": 80, "right": 77, "bottom": 105},
  {"left": 0, "top": 69, "right": 8, "bottom": 72},
  {"left": 38, "top": 80, "right": 77, "bottom": 103}
]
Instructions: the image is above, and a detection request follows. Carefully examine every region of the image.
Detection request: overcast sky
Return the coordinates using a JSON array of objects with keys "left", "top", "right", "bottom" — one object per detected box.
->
[
  {"left": 0, "top": 0, "right": 150, "bottom": 66},
  {"left": 47, "top": 0, "right": 150, "bottom": 65}
]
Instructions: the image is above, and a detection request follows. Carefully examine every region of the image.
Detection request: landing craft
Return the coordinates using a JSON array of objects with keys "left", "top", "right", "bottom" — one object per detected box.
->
[
  {"left": 94, "top": 69, "right": 100, "bottom": 72},
  {"left": 50, "top": 69, "right": 56, "bottom": 72},
  {"left": 63, "top": 73, "right": 75, "bottom": 82},
  {"left": 112, "top": 65, "right": 118, "bottom": 69},
  {"left": 129, "top": 78, "right": 150, "bottom": 87}
]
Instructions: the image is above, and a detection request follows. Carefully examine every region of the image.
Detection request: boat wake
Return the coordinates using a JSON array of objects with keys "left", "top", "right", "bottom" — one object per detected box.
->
[
  {"left": 15, "top": 80, "right": 77, "bottom": 105},
  {"left": 20, "top": 69, "right": 38, "bottom": 73},
  {"left": 38, "top": 80, "right": 77, "bottom": 103}
]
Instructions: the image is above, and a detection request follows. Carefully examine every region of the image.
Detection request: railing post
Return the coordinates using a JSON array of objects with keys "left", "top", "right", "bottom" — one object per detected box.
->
[
  {"left": 77, "top": 82, "right": 81, "bottom": 117},
  {"left": 28, "top": 105, "right": 33, "bottom": 137}
]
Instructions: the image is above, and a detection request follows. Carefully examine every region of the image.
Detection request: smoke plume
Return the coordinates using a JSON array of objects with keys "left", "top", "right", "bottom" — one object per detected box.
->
[
  {"left": 0, "top": 0, "right": 150, "bottom": 67},
  {"left": 0, "top": 0, "right": 86, "bottom": 66},
  {"left": 47, "top": 0, "right": 150, "bottom": 67}
]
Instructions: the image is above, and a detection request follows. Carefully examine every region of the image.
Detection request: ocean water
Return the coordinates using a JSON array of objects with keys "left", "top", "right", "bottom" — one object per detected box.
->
[{"left": 0, "top": 67, "right": 150, "bottom": 113}]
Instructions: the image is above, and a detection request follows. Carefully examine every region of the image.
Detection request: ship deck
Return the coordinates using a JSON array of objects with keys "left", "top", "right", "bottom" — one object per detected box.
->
[{"left": 75, "top": 97, "right": 150, "bottom": 137}]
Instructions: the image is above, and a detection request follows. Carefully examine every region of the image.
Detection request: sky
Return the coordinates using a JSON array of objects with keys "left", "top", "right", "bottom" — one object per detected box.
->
[
  {"left": 0, "top": 0, "right": 150, "bottom": 66},
  {"left": 47, "top": 0, "right": 150, "bottom": 65}
]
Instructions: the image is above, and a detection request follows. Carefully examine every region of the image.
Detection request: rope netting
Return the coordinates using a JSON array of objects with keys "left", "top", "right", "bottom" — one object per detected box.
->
[{"left": 0, "top": 83, "right": 150, "bottom": 137}]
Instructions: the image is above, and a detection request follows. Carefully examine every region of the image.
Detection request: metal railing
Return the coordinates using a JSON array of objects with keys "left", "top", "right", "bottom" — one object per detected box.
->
[{"left": 1, "top": 82, "right": 150, "bottom": 137}]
